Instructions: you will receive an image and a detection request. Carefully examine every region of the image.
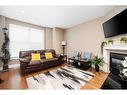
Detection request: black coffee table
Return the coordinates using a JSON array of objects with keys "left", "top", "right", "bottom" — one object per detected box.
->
[{"left": 68, "top": 58, "right": 91, "bottom": 70}]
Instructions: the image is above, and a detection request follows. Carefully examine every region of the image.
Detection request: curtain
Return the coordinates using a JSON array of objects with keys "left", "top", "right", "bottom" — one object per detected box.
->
[{"left": 9, "top": 24, "right": 44, "bottom": 59}]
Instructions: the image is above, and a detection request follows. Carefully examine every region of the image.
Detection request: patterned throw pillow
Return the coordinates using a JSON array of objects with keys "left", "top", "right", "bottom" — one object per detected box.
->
[
  {"left": 31, "top": 53, "right": 41, "bottom": 61},
  {"left": 45, "top": 52, "right": 53, "bottom": 59}
]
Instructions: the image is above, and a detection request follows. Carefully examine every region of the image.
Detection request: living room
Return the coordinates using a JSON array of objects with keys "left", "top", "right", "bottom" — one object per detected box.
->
[{"left": 0, "top": 1, "right": 127, "bottom": 94}]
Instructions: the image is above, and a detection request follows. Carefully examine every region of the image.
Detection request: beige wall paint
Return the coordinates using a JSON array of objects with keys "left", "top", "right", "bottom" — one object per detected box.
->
[
  {"left": 65, "top": 18, "right": 104, "bottom": 57},
  {"left": 45, "top": 28, "right": 53, "bottom": 49},
  {"left": 65, "top": 6, "right": 127, "bottom": 57},
  {"left": 53, "top": 27, "right": 64, "bottom": 54},
  {"left": 0, "top": 16, "right": 6, "bottom": 28}
]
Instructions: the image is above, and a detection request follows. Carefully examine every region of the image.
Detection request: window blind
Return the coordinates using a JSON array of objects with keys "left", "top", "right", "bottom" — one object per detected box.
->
[{"left": 9, "top": 24, "right": 44, "bottom": 58}]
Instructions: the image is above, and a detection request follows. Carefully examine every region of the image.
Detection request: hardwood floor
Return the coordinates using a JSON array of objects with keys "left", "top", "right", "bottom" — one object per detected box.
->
[
  {"left": 81, "top": 70, "right": 108, "bottom": 89},
  {"left": 0, "top": 60, "right": 108, "bottom": 89}
]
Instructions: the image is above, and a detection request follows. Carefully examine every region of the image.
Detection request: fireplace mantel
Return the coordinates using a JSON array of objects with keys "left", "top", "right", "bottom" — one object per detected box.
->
[
  {"left": 104, "top": 45, "right": 127, "bottom": 50},
  {"left": 102, "top": 44, "right": 127, "bottom": 73}
]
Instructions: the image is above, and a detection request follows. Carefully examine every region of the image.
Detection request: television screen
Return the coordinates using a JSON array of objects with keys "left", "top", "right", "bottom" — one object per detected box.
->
[{"left": 103, "top": 8, "right": 127, "bottom": 38}]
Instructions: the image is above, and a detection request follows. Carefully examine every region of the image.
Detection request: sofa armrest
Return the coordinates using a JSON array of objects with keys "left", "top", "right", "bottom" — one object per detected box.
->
[
  {"left": 54, "top": 54, "right": 64, "bottom": 59},
  {"left": 19, "top": 58, "right": 30, "bottom": 63},
  {"left": 54, "top": 54, "right": 64, "bottom": 61},
  {"left": 54, "top": 54, "right": 61, "bottom": 58},
  {"left": 19, "top": 58, "right": 30, "bottom": 75}
]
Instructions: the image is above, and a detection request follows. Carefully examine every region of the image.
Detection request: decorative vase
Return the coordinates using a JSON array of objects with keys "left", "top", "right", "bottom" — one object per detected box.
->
[{"left": 95, "top": 64, "right": 99, "bottom": 72}]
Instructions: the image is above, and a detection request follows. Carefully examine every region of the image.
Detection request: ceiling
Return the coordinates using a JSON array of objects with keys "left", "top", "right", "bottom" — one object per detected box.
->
[{"left": 0, "top": 6, "right": 114, "bottom": 29}]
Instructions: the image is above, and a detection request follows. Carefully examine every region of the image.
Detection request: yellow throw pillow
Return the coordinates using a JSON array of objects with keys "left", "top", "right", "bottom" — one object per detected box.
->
[
  {"left": 31, "top": 53, "right": 41, "bottom": 61},
  {"left": 45, "top": 52, "right": 53, "bottom": 59}
]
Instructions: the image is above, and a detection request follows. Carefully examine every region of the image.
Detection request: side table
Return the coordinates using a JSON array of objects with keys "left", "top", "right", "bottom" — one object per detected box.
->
[{"left": 68, "top": 58, "right": 91, "bottom": 70}]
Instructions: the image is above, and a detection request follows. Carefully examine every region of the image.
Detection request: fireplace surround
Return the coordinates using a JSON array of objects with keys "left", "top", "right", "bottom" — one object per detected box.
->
[{"left": 102, "top": 45, "right": 127, "bottom": 72}]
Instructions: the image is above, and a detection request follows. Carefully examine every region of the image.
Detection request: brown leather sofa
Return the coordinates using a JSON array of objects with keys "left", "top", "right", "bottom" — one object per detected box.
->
[{"left": 19, "top": 49, "right": 64, "bottom": 75}]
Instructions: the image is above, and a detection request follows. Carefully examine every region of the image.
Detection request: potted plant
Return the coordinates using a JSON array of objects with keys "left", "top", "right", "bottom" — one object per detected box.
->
[
  {"left": 120, "top": 37, "right": 127, "bottom": 44},
  {"left": 101, "top": 41, "right": 107, "bottom": 55},
  {"left": 91, "top": 56, "right": 104, "bottom": 72},
  {"left": 0, "top": 28, "right": 10, "bottom": 71},
  {"left": 108, "top": 40, "right": 113, "bottom": 45}
]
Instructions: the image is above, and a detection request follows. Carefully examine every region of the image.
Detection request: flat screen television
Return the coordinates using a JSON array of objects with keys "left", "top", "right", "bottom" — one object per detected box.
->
[{"left": 103, "top": 8, "right": 127, "bottom": 38}]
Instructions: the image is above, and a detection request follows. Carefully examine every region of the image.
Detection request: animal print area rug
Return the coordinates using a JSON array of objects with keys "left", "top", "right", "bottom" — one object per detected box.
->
[{"left": 26, "top": 65, "right": 95, "bottom": 90}]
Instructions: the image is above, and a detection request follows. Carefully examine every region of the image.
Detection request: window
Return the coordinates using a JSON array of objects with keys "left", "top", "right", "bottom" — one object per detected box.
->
[{"left": 9, "top": 24, "right": 44, "bottom": 58}]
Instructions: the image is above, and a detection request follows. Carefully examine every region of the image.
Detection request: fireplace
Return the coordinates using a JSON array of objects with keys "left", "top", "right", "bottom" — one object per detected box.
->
[
  {"left": 102, "top": 45, "right": 127, "bottom": 72},
  {"left": 101, "top": 52, "right": 127, "bottom": 89},
  {"left": 110, "top": 52, "right": 127, "bottom": 77}
]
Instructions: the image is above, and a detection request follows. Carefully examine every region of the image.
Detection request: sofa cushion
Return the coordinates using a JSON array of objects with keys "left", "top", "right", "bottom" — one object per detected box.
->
[
  {"left": 46, "top": 58, "right": 58, "bottom": 61},
  {"left": 28, "top": 60, "right": 41, "bottom": 66},
  {"left": 41, "top": 58, "right": 58, "bottom": 63}
]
